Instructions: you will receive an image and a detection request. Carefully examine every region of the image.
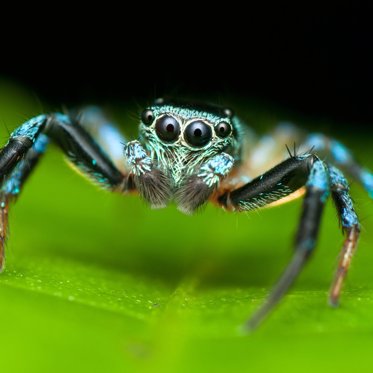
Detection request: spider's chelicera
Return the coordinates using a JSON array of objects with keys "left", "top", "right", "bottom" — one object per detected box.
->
[{"left": 0, "top": 99, "right": 372, "bottom": 330}]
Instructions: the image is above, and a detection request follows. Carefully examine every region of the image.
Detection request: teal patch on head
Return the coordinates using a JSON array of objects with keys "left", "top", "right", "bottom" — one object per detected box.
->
[
  {"left": 150, "top": 105, "right": 228, "bottom": 126},
  {"left": 137, "top": 102, "right": 243, "bottom": 186}
]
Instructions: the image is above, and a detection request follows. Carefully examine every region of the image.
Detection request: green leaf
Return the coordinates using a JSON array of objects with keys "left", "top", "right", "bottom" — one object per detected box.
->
[{"left": 0, "top": 81, "right": 373, "bottom": 373}]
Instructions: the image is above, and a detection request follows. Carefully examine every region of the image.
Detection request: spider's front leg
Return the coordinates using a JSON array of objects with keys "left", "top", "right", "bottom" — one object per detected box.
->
[
  {"left": 218, "top": 154, "right": 331, "bottom": 329},
  {"left": 0, "top": 134, "right": 49, "bottom": 270},
  {"left": 0, "top": 110, "right": 127, "bottom": 270}
]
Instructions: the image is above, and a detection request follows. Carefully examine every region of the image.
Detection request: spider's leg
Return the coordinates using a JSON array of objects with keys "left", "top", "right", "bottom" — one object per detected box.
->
[
  {"left": 45, "top": 114, "right": 125, "bottom": 188},
  {"left": 328, "top": 165, "right": 360, "bottom": 306},
  {"left": 77, "top": 106, "right": 128, "bottom": 173},
  {"left": 0, "top": 113, "right": 127, "bottom": 270},
  {"left": 175, "top": 153, "right": 235, "bottom": 214},
  {"left": 304, "top": 133, "right": 373, "bottom": 197},
  {"left": 218, "top": 154, "right": 330, "bottom": 330},
  {"left": 0, "top": 115, "right": 48, "bottom": 176},
  {"left": 0, "top": 135, "right": 49, "bottom": 270},
  {"left": 0, "top": 114, "right": 125, "bottom": 188}
]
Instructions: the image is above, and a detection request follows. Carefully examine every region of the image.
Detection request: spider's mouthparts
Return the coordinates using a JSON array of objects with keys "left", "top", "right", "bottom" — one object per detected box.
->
[{"left": 133, "top": 168, "right": 172, "bottom": 209}]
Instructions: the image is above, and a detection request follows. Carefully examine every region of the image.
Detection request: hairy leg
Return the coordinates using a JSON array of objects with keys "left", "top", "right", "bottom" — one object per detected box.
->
[
  {"left": 0, "top": 135, "right": 49, "bottom": 271},
  {"left": 328, "top": 165, "right": 360, "bottom": 306},
  {"left": 0, "top": 112, "right": 127, "bottom": 270},
  {"left": 77, "top": 106, "right": 128, "bottom": 173},
  {"left": 218, "top": 154, "right": 331, "bottom": 329},
  {"left": 303, "top": 133, "right": 373, "bottom": 196}
]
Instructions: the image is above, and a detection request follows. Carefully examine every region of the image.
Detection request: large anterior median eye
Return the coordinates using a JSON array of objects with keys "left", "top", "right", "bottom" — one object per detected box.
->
[
  {"left": 155, "top": 115, "right": 180, "bottom": 142},
  {"left": 184, "top": 121, "right": 212, "bottom": 147}
]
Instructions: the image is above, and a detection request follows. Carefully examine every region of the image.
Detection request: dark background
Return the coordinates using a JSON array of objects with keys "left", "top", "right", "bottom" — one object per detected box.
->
[{"left": 2, "top": 12, "right": 373, "bottom": 130}]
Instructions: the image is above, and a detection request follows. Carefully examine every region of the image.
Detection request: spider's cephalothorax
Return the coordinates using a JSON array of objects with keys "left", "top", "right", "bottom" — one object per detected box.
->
[
  {"left": 125, "top": 99, "right": 243, "bottom": 213},
  {"left": 0, "top": 100, "right": 372, "bottom": 330}
]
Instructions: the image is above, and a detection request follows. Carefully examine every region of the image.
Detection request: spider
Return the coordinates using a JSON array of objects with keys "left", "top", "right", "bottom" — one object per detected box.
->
[{"left": 0, "top": 98, "right": 372, "bottom": 330}]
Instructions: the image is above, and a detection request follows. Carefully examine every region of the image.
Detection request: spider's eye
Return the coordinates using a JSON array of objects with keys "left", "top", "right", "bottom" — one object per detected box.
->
[
  {"left": 141, "top": 109, "right": 154, "bottom": 125},
  {"left": 155, "top": 115, "right": 180, "bottom": 142},
  {"left": 215, "top": 121, "right": 232, "bottom": 138},
  {"left": 223, "top": 108, "right": 234, "bottom": 118},
  {"left": 184, "top": 121, "right": 212, "bottom": 147},
  {"left": 154, "top": 97, "right": 164, "bottom": 105}
]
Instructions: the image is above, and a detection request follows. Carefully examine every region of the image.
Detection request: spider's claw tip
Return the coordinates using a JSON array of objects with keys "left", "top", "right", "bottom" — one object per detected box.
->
[
  {"left": 240, "top": 316, "right": 262, "bottom": 334},
  {"left": 328, "top": 296, "right": 340, "bottom": 308},
  {"left": 239, "top": 323, "right": 255, "bottom": 335}
]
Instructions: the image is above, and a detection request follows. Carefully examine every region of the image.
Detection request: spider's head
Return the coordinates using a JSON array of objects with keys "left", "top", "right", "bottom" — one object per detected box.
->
[{"left": 138, "top": 98, "right": 241, "bottom": 184}]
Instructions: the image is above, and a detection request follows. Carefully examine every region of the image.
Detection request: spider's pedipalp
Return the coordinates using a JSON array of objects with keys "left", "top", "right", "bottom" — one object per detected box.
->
[{"left": 124, "top": 140, "right": 172, "bottom": 208}]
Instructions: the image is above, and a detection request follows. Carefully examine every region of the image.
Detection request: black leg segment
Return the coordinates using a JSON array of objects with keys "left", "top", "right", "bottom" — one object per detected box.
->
[
  {"left": 0, "top": 115, "right": 48, "bottom": 178},
  {"left": 219, "top": 155, "right": 314, "bottom": 211},
  {"left": 46, "top": 114, "right": 124, "bottom": 188},
  {"left": 0, "top": 112, "right": 127, "bottom": 270},
  {"left": 0, "top": 134, "right": 49, "bottom": 271},
  {"left": 218, "top": 154, "right": 331, "bottom": 330},
  {"left": 246, "top": 158, "right": 329, "bottom": 329}
]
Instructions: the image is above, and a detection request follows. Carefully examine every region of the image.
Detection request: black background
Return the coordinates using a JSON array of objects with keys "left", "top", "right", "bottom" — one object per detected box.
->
[{"left": 3, "top": 11, "right": 373, "bottom": 131}]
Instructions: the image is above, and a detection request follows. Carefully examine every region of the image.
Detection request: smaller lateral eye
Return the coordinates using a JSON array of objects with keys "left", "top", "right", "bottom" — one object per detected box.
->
[
  {"left": 223, "top": 108, "right": 234, "bottom": 118},
  {"left": 215, "top": 121, "right": 232, "bottom": 138},
  {"left": 141, "top": 109, "right": 154, "bottom": 125}
]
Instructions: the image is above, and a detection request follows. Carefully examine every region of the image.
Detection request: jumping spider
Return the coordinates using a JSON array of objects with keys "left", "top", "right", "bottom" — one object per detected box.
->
[{"left": 0, "top": 98, "right": 372, "bottom": 329}]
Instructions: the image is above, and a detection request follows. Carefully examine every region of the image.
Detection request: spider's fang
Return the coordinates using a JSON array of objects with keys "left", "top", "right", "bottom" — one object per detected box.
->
[
  {"left": 175, "top": 175, "right": 213, "bottom": 214},
  {"left": 134, "top": 168, "right": 172, "bottom": 209},
  {"left": 175, "top": 153, "right": 234, "bottom": 214}
]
